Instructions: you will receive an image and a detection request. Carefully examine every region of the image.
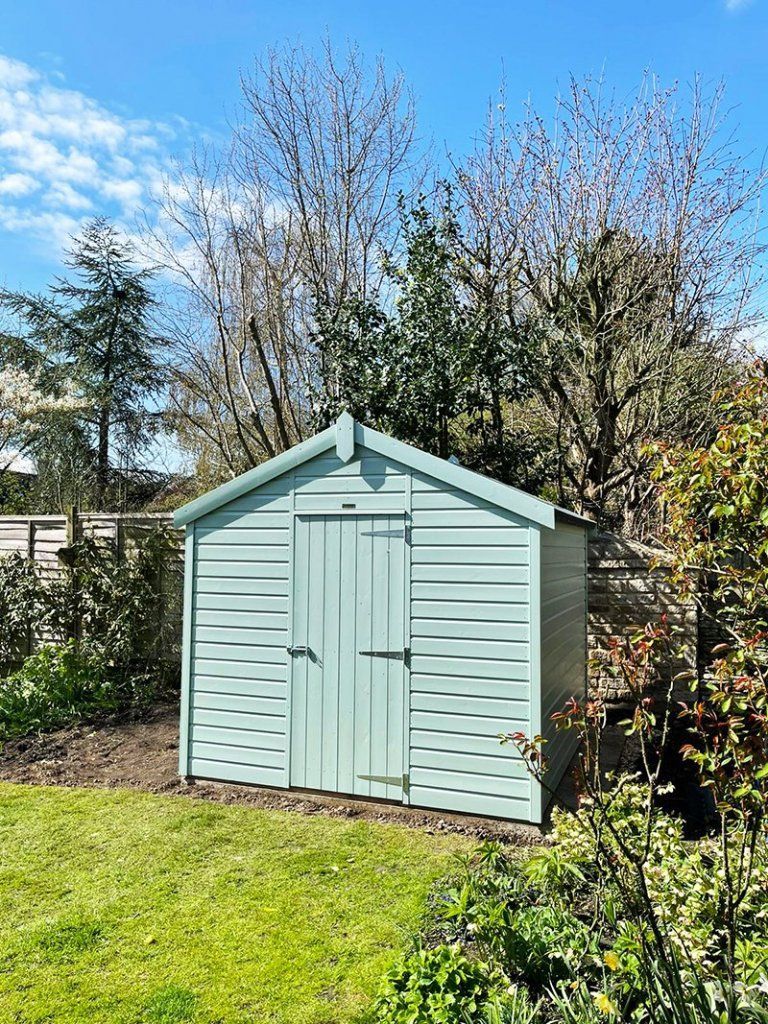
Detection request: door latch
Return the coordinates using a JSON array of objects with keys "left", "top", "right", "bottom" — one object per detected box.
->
[{"left": 287, "top": 645, "right": 309, "bottom": 656}]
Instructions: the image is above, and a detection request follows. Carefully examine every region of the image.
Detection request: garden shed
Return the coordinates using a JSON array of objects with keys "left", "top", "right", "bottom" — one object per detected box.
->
[{"left": 174, "top": 414, "right": 591, "bottom": 824}]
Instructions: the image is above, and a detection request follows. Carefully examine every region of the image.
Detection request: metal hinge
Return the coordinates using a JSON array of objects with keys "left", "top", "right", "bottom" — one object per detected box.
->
[
  {"left": 359, "top": 528, "right": 406, "bottom": 538},
  {"left": 358, "top": 528, "right": 411, "bottom": 544},
  {"left": 358, "top": 647, "right": 410, "bottom": 661},
  {"left": 357, "top": 773, "right": 409, "bottom": 791}
]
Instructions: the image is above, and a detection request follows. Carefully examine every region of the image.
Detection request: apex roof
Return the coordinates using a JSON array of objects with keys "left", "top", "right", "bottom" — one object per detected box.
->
[{"left": 174, "top": 412, "right": 592, "bottom": 530}]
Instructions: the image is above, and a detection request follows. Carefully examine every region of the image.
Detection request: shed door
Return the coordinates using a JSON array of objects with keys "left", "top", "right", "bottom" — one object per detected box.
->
[{"left": 289, "top": 514, "right": 407, "bottom": 801}]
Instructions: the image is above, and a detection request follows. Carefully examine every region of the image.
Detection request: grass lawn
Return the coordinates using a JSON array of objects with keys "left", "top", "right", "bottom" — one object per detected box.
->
[{"left": 0, "top": 783, "right": 469, "bottom": 1024}]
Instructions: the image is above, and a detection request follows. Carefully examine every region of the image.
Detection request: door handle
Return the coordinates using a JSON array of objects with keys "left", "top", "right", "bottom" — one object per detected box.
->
[{"left": 287, "top": 645, "right": 309, "bottom": 656}]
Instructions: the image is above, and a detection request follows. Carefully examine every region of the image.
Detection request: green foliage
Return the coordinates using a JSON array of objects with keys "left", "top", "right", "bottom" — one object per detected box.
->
[
  {"left": 0, "top": 527, "right": 180, "bottom": 737},
  {"left": 475, "top": 985, "right": 542, "bottom": 1024},
  {"left": 548, "top": 781, "right": 768, "bottom": 968},
  {"left": 419, "top": 809, "right": 768, "bottom": 1022},
  {"left": 648, "top": 359, "right": 768, "bottom": 623},
  {"left": 373, "top": 943, "right": 500, "bottom": 1024},
  {"left": 648, "top": 364, "right": 768, "bottom": 822},
  {"left": 487, "top": 904, "right": 596, "bottom": 989},
  {"left": 1, "top": 217, "right": 166, "bottom": 510},
  {"left": 0, "top": 469, "right": 33, "bottom": 514},
  {"left": 314, "top": 190, "right": 543, "bottom": 482},
  {"left": 436, "top": 844, "right": 597, "bottom": 991},
  {"left": 0, "top": 551, "right": 63, "bottom": 663},
  {"left": 0, "top": 640, "right": 117, "bottom": 739},
  {"left": 70, "top": 528, "right": 181, "bottom": 668}
]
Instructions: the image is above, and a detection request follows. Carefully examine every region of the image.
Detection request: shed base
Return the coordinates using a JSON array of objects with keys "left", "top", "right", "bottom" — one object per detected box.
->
[{"left": 185, "top": 775, "right": 545, "bottom": 841}]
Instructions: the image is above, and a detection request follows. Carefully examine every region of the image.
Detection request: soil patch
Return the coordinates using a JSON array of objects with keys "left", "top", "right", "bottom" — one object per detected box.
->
[{"left": 0, "top": 703, "right": 543, "bottom": 843}]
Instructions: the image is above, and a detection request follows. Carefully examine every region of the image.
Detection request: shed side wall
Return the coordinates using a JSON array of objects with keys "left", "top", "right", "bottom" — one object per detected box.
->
[
  {"left": 539, "top": 521, "right": 588, "bottom": 801},
  {"left": 408, "top": 471, "right": 533, "bottom": 819}
]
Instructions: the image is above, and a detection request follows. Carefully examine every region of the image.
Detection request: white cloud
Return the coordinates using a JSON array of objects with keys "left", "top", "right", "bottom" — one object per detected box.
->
[
  {"left": 0, "top": 172, "right": 38, "bottom": 197},
  {"left": 725, "top": 0, "right": 753, "bottom": 10},
  {"left": 0, "top": 53, "right": 185, "bottom": 255}
]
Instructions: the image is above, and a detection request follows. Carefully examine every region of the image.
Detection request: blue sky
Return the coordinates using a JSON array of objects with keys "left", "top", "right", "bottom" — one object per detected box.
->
[{"left": 1, "top": 0, "right": 767, "bottom": 291}]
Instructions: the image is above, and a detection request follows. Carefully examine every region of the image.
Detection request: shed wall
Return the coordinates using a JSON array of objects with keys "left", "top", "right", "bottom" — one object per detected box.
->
[
  {"left": 408, "top": 471, "right": 533, "bottom": 819},
  {"left": 539, "top": 521, "right": 588, "bottom": 802},
  {"left": 186, "top": 477, "right": 292, "bottom": 786}
]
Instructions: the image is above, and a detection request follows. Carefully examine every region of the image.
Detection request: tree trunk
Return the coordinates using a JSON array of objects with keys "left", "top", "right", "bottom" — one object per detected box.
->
[{"left": 96, "top": 405, "right": 110, "bottom": 509}]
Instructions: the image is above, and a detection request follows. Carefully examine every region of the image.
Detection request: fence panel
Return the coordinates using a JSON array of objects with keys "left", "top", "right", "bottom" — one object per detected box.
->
[{"left": 0, "top": 512, "right": 181, "bottom": 661}]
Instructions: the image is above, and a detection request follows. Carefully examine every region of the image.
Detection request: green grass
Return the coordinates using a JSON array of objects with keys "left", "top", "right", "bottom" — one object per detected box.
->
[{"left": 0, "top": 783, "right": 469, "bottom": 1024}]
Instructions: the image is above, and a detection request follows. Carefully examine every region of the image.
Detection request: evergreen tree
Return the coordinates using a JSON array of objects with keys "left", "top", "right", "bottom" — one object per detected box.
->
[
  {"left": 314, "top": 193, "right": 541, "bottom": 480},
  {"left": 2, "top": 219, "right": 164, "bottom": 509}
]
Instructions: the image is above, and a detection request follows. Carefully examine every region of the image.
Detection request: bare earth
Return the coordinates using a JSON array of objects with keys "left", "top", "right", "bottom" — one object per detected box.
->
[{"left": 0, "top": 703, "right": 546, "bottom": 843}]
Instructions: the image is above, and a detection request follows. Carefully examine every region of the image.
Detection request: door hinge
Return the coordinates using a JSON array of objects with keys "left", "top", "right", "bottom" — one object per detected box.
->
[
  {"left": 357, "top": 773, "right": 409, "bottom": 791},
  {"left": 358, "top": 647, "right": 410, "bottom": 661},
  {"left": 359, "top": 528, "right": 405, "bottom": 538}
]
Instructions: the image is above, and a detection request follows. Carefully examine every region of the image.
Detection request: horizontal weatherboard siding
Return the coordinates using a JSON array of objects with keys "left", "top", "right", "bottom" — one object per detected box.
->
[
  {"left": 539, "top": 521, "right": 588, "bottom": 803},
  {"left": 177, "top": 428, "right": 590, "bottom": 824},
  {"left": 407, "top": 470, "right": 534, "bottom": 819},
  {"left": 184, "top": 470, "right": 293, "bottom": 787}
]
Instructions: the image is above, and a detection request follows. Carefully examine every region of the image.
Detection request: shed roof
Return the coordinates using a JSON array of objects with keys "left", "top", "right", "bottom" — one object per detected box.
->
[{"left": 174, "top": 413, "right": 593, "bottom": 531}]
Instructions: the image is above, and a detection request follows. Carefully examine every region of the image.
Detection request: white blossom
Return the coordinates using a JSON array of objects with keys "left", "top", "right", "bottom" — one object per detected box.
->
[{"left": 0, "top": 365, "right": 84, "bottom": 470}]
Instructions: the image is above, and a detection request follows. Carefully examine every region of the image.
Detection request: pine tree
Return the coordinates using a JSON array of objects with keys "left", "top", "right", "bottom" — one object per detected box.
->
[{"left": 2, "top": 219, "right": 164, "bottom": 509}]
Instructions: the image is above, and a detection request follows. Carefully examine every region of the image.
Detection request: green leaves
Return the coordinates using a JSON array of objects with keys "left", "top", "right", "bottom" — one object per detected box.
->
[
  {"left": 373, "top": 943, "right": 501, "bottom": 1024},
  {"left": 313, "top": 190, "right": 543, "bottom": 481},
  {"left": 0, "top": 527, "right": 179, "bottom": 738}
]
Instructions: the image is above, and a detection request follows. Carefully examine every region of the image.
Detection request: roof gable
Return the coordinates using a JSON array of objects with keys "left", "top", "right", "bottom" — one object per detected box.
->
[{"left": 173, "top": 414, "right": 591, "bottom": 530}]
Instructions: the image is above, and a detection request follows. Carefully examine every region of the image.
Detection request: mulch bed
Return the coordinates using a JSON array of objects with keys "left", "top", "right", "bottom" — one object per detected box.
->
[{"left": 0, "top": 703, "right": 545, "bottom": 844}]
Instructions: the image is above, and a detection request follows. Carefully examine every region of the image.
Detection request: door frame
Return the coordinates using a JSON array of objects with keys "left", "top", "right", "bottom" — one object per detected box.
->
[{"left": 284, "top": 505, "right": 412, "bottom": 804}]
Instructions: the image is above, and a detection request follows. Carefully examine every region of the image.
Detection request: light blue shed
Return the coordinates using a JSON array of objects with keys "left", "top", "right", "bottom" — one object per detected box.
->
[{"left": 174, "top": 415, "right": 591, "bottom": 824}]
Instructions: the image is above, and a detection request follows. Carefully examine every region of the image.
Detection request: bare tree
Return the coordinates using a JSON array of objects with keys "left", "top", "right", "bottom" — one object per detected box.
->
[
  {"left": 455, "top": 75, "right": 766, "bottom": 529},
  {"left": 148, "top": 41, "right": 422, "bottom": 481}
]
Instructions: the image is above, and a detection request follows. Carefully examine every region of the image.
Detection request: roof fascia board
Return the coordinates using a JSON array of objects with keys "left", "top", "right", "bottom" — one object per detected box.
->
[
  {"left": 174, "top": 416, "right": 593, "bottom": 531},
  {"left": 556, "top": 508, "right": 596, "bottom": 530},
  {"left": 173, "top": 426, "right": 336, "bottom": 527},
  {"left": 355, "top": 423, "right": 556, "bottom": 529}
]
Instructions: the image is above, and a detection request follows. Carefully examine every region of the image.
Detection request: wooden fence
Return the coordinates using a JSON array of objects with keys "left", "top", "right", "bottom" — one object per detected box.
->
[{"left": 0, "top": 512, "right": 183, "bottom": 660}]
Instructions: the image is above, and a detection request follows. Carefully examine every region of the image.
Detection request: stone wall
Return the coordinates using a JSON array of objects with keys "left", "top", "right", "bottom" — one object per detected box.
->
[{"left": 587, "top": 532, "right": 697, "bottom": 704}]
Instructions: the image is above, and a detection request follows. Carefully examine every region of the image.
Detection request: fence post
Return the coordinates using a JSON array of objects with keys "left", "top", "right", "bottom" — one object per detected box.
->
[
  {"left": 25, "top": 519, "right": 33, "bottom": 657},
  {"left": 66, "top": 505, "right": 79, "bottom": 641}
]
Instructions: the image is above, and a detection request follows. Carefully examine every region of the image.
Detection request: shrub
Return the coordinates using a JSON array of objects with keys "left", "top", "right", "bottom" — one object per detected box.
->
[
  {"left": 373, "top": 943, "right": 499, "bottom": 1024},
  {"left": 0, "top": 552, "right": 64, "bottom": 664},
  {"left": 436, "top": 843, "right": 532, "bottom": 945},
  {"left": 0, "top": 526, "right": 180, "bottom": 738},
  {"left": 475, "top": 985, "right": 542, "bottom": 1024},
  {"left": 368, "top": 367, "right": 768, "bottom": 1022},
  {"left": 0, "top": 639, "right": 153, "bottom": 739},
  {"left": 70, "top": 529, "right": 181, "bottom": 668},
  {"left": 483, "top": 904, "right": 596, "bottom": 989}
]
